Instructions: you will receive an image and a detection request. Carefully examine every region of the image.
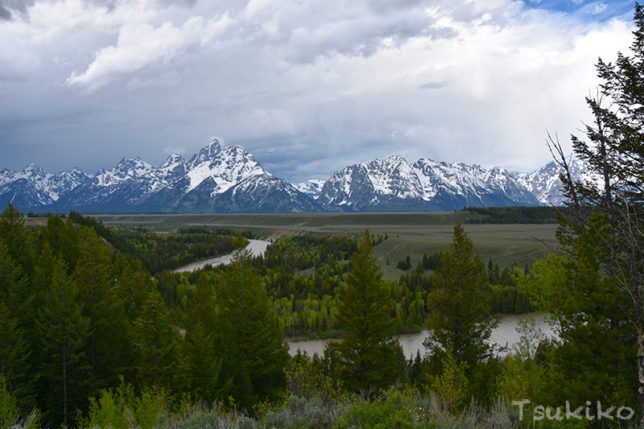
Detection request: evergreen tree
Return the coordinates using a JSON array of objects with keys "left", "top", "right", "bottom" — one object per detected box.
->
[
  {"left": 75, "top": 226, "right": 133, "bottom": 392},
  {"left": 325, "top": 230, "right": 405, "bottom": 393},
  {"left": 0, "top": 239, "right": 32, "bottom": 340},
  {"left": 213, "top": 250, "right": 289, "bottom": 409},
  {"left": 177, "top": 271, "right": 221, "bottom": 402},
  {"left": 132, "top": 290, "right": 178, "bottom": 389},
  {"left": 0, "top": 203, "right": 34, "bottom": 275},
  {"left": 41, "top": 216, "right": 81, "bottom": 274},
  {"left": 518, "top": 213, "right": 636, "bottom": 411},
  {"left": 114, "top": 256, "right": 155, "bottom": 321},
  {"left": 34, "top": 255, "right": 90, "bottom": 427},
  {"left": 424, "top": 224, "right": 497, "bottom": 390},
  {"left": 0, "top": 302, "right": 32, "bottom": 407},
  {"left": 539, "top": 3, "right": 644, "bottom": 422}
]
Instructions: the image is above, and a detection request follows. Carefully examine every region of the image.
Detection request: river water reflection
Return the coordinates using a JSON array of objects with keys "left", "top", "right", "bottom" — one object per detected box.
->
[{"left": 287, "top": 313, "right": 555, "bottom": 358}]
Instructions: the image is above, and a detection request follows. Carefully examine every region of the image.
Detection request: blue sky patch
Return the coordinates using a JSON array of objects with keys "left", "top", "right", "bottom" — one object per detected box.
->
[{"left": 523, "top": 0, "right": 634, "bottom": 22}]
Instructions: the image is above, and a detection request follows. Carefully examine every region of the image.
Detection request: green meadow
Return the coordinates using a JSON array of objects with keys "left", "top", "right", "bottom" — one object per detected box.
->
[{"left": 96, "top": 212, "right": 558, "bottom": 279}]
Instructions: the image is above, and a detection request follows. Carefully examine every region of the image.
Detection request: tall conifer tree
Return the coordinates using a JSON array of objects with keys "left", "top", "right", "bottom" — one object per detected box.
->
[
  {"left": 326, "top": 230, "right": 405, "bottom": 393},
  {"left": 213, "top": 250, "right": 289, "bottom": 409},
  {"left": 75, "top": 226, "right": 133, "bottom": 392},
  {"left": 178, "top": 271, "right": 221, "bottom": 402},
  {"left": 424, "top": 224, "right": 497, "bottom": 375},
  {"left": 132, "top": 290, "right": 178, "bottom": 389},
  {"left": 34, "top": 255, "right": 90, "bottom": 426},
  {"left": 529, "top": 3, "right": 644, "bottom": 421}
]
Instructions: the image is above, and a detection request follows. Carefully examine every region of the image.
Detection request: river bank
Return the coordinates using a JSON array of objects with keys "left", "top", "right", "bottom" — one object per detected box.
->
[
  {"left": 287, "top": 313, "right": 554, "bottom": 358},
  {"left": 173, "top": 239, "right": 271, "bottom": 272}
]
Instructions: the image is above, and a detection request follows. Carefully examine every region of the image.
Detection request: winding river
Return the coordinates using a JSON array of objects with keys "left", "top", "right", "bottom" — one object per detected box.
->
[
  {"left": 287, "top": 313, "right": 555, "bottom": 358},
  {"left": 173, "top": 239, "right": 272, "bottom": 272},
  {"left": 172, "top": 241, "right": 555, "bottom": 360}
]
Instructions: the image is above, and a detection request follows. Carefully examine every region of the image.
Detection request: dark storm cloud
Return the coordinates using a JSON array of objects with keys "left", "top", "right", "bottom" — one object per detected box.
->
[
  {"left": 0, "top": 5, "right": 11, "bottom": 20},
  {"left": 0, "top": 0, "right": 34, "bottom": 12},
  {"left": 0, "top": 0, "right": 36, "bottom": 20}
]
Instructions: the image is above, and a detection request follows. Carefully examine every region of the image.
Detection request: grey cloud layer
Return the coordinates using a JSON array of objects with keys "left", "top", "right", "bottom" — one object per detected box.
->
[{"left": 0, "top": 0, "right": 635, "bottom": 182}]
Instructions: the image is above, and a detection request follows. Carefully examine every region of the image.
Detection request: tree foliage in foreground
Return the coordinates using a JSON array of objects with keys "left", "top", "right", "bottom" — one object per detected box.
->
[
  {"left": 325, "top": 230, "right": 405, "bottom": 393},
  {"left": 213, "top": 249, "right": 290, "bottom": 409},
  {"left": 515, "top": 2, "right": 644, "bottom": 424},
  {"left": 423, "top": 223, "right": 498, "bottom": 403}
]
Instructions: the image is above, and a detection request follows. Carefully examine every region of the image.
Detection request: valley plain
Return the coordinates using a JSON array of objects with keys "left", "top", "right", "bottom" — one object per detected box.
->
[{"left": 95, "top": 211, "right": 558, "bottom": 279}]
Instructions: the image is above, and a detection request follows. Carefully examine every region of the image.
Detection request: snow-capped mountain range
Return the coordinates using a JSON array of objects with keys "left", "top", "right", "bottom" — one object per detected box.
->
[{"left": 0, "top": 138, "right": 583, "bottom": 213}]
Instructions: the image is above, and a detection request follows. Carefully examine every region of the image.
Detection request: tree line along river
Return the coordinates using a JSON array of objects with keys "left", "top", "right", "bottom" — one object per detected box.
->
[{"left": 173, "top": 239, "right": 555, "bottom": 359}]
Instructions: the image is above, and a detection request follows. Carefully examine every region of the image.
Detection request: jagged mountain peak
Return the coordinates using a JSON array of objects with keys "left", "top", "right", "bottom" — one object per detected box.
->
[
  {"left": 316, "top": 154, "right": 544, "bottom": 211},
  {"left": 380, "top": 154, "right": 408, "bottom": 163},
  {"left": 54, "top": 168, "right": 89, "bottom": 181},
  {"left": 0, "top": 139, "right": 586, "bottom": 213},
  {"left": 208, "top": 136, "right": 223, "bottom": 147},
  {"left": 116, "top": 156, "right": 146, "bottom": 167},
  {"left": 184, "top": 140, "right": 267, "bottom": 194},
  {"left": 366, "top": 155, "right": 415, "bottom": 173},
  {"left": 519, "top": 157, "right": 593, "bottom": 205},
  {"left": 160, "top": 153, "right": 187, "bottom": 177},
  {"left": 162, "top": 152, "right": 185, "bottom": 167},
  {"left": 22, "top": 163, "right": 47, "bottom": 177},
  {"left": 190, "top": 137, "right": 224, "bottom": 164},
  {"left": 114, "top": 157, "right": 152, "bottom": 177},
  {"left": 414, "top": 157, "right": 446, "bottom": 168},
  {"left": 66, "top": 167, "right": 86, "bottom": 175}
]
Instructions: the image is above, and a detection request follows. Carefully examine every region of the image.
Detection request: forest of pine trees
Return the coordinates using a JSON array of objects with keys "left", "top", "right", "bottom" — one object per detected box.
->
[{"left": 0, "top": 205, "right": 288, "bottom": 426}]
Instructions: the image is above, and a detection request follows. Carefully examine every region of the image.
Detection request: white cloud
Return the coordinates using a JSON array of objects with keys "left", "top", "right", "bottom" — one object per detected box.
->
[
  {"left": 593, "top": 3, "right": 607, "bottom": 14},
  {"left": 0, "top": 0, "right": 637, "bottom": 181},
  {"left": 66, "top": 13, "right": 232, "bottom": 92},
  {"left": 0, "top": 34, "right": 40, "bottom": 79}
]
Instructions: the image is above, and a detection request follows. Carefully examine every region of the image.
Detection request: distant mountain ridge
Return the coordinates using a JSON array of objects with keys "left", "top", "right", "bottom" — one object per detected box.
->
[
  {"left": 312, "top": 156, "right": 542, "bottom": 211},
  {"left": 0, "top": 138, "right": 584, "bottom": 213}
]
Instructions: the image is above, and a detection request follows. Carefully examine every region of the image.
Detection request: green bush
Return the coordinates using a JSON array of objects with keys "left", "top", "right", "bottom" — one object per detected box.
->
[
  {"left": 82, "top": 379, "right": 169, "bottom": 429},
  {"left": 0, "top": 376, "right": 39, "bottom": 429},
  {"left": 0, "top": 376, "right": 18, "bottom": 428},
  {"left": 84, "top": 389, "right": 130, "bottom": 429},
  {"left": 333, "top": 390, "right": 429, "bottom": 429}
]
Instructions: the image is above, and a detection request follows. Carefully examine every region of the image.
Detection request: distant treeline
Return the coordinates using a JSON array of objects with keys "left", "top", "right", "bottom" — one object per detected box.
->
[
  {"left": 462, "top": 206, "right": 591, "bottom": 224},
  {"left": 68, "top": 212, "right": 241, "bottom": 273}
]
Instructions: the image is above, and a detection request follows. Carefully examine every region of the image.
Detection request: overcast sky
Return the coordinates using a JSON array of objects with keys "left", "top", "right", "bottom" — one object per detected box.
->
[{"left": 0, "top": 0, "right": 637, "bottom": 182}]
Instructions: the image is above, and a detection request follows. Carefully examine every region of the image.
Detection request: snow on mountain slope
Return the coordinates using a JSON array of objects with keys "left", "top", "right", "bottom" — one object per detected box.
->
[
  {"left": 518, "top": 158, "right": 592, "bottom": 206},
  {"left": 0, "top": 164, "right": 91, "bottom": 207},
  {"left": 318, "top": 156, "right": 540, "bottom": 211},
  {"left": 185, "top": 138, "right": 267, "bottom": 195},
  {"left": 0, "top": 138, "right": 586, "bottom": 213},
  {"left": 295, "top": 179, "right": 326, "bottom": 199},
  {"left": 95, "top": 157, "right": 153, "bottom": 187},
  {"left": 1, "top": 137, "right": 314, "bottom": 213}
]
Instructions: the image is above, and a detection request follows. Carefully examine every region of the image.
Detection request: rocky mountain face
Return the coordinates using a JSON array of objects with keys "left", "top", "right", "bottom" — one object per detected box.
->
[
  {"left": 0, "top": 164, "right": 91, "bottom": 209},
  {"left": 294, "top": 179, "right": 325, "bottom": 200},
  {"left": 517, "top": 158, "right": 588, "bottom": 206},
  {"left": 315, "top": 156, "right": 543, "bottom": 211},
  {"left": 0, "top": 139, "right": 583, "bottom": 213},
  {"left": 0, "top": 138, "right": 317, "bottom": 213}
]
